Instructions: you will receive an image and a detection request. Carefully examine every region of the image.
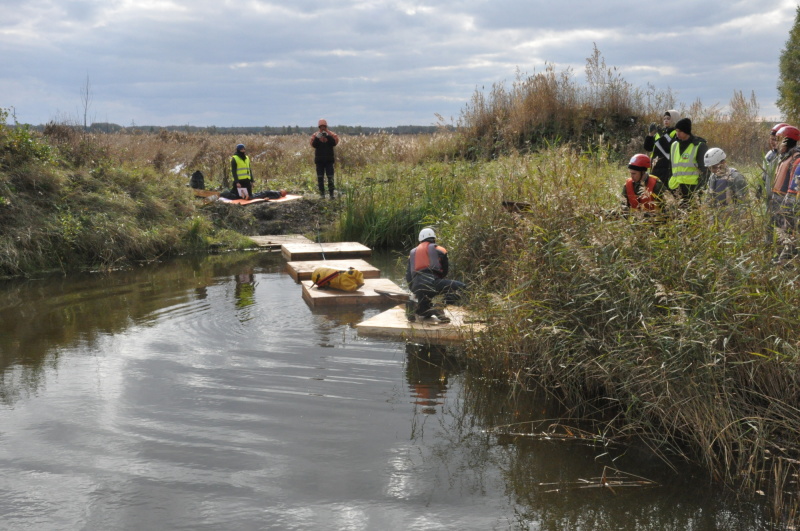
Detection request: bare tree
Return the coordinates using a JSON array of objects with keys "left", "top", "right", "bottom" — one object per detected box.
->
[{"left": 80, "top": 73, "right": 93, "bottom": 131}]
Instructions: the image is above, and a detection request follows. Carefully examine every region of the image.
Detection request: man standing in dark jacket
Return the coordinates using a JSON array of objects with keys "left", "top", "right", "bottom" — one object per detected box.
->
[
  {"left": 643, "top": 109, "right": 680, "bottom": 184},
  {"left": 310, "top": 119, "right": 340, "bottom": 198}
]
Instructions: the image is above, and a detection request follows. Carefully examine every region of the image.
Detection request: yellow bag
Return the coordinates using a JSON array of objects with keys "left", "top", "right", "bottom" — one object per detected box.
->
[{"left": 311, "top": 266, "right": 365, "bottom": 291}]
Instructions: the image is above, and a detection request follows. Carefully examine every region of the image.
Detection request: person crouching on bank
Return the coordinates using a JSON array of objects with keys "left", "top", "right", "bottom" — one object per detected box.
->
[{"left": 405, "top": 227, "right": 466, "bottom": 323}]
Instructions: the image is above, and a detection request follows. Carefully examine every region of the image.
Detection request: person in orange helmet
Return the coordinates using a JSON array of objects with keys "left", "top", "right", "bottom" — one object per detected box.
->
[{"left": 309, "top": 119, "right": 340, "bottom": 198}]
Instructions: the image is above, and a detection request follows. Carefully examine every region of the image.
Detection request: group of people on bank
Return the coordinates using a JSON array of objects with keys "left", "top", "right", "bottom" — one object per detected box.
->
[
  {"left": 624, "top": 111, "right": 800, "bottom": 259},
  {"left": 625, "top": 112, "right": 748, "bottom": 213},
  {"left": 228, "top": 119, "right": 340, "bottom": 200}
]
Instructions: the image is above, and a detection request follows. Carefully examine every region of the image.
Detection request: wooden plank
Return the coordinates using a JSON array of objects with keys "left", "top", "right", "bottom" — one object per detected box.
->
[
  {"left": 194, "top": 191, "right": 303, "bottom": 204},
  {"left": 282, "top": 242, "right": 372, "bottom": 261},
  {"left": 218, "top": 197, "right": 269, "bottom": 205},
  {"left": 356, "top": 305, "right": 484, "bottom": 344},
  {"left": 250, "top": 234, "right": 314, "bottom": 250},
  {"left": 285, "top": 259, "right": 381, "bottom": 283},
  {"left": 301, "top": 278, "right": 403, "bottom": 308},
  {"left": 266, "top": 194, "right": 303, "bottom": 203}
]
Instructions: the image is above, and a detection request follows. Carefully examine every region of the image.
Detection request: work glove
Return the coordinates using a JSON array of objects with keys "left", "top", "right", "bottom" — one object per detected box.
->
[{"left": 648, "top": 123, "right": 658, "bottom": 135}]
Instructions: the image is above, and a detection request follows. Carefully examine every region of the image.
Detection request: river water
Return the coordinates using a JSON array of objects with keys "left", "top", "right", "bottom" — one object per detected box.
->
[{"left": 0, "top": 251, "right": 768, "bottom": 530}]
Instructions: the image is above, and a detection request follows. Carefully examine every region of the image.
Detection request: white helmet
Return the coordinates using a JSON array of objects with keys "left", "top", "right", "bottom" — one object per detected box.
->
[
  {"left": 704, "top": 147, "right": 726, "bottom": 167},
  {"left": 418, "top": 227, "right": 436, "bottom": 242}
]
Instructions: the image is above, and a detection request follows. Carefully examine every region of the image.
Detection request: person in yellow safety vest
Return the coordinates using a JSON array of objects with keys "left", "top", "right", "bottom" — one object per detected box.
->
[
  {"left": 230, "top": 144, "right": 254, "bottom": 199},
  {"left": 668, "top": 118, "right": 709, "bottom": 204},
  {"left": 643, "top": 109, "right": 680, "bottom": 184},
  {"left": 621, "top": 154, "right": 666, "bottom": 216},
  {"left": 405, "top": 227, "right": 466, "bottom": 323}
]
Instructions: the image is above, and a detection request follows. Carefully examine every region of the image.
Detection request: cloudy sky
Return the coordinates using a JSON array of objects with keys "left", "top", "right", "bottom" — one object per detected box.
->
[{"left": 1, "top": 0, "right": 797, "bottom": 127}]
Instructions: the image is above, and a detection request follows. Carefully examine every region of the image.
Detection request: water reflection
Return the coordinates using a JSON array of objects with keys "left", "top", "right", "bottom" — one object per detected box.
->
[
  {"left": 403, "top": 346, "right": 768, "bottom": 530},
  {"left": 0, "top": 252, "right": 771, "bottom": 530},
  {"left": 0, "top": 252, "right": 281, "bottom": 405},
  {"left": 405, "top": 343, "right": 459, "bottom": 415},
  {"left": 233, "top": 267, "right": 257, "bottom": 322}
]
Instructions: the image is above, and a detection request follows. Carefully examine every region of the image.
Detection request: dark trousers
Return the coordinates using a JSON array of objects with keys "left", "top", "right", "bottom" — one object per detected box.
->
[
  {"left": 231, "top": 179, "right": 252, "bottom": 199},
  {"left": 316, "top": 162, "right": 335, "bottom": 197},
  {"left": 410, "top": 273, "right": 465, "bottom": 317},
  {"left": 674, "top": 183, "right": 700, "bottom": 205}
]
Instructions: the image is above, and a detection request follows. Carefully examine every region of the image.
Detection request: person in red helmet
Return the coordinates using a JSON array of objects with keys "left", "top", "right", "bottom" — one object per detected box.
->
[
  {"left": 770, "top": 125, "right": 800, "bottom": 261},
  {"left": 621, "top": 153, "right": 666, "bottom": 216},
  {"left": 763, "top": 123, "right": 789, "bottom": 201}
]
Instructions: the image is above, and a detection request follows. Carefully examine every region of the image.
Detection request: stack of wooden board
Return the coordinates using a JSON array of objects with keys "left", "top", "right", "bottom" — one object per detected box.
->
[
  {"left": 355, "top": 305, "right": 485, "bottom": 344},
  {"left": 273, "top": 235, "right": 481, "bottom": 344}
]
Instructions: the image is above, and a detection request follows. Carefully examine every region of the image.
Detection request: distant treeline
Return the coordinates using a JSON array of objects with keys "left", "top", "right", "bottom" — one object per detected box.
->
[{"left": 32, "top": 123, "right": 453, "bottom": 136}]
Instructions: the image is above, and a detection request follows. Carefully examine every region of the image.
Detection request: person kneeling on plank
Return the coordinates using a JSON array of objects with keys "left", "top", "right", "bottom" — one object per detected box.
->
[{"left": 405, "top": 227, "right": 465, "bottom": 323}]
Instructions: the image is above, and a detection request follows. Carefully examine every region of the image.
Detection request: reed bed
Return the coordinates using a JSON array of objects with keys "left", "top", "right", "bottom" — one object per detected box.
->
[
  {"left": 431, "top": 149, "right": 800, "bottom": 524},
  {"left": 328, "top": 134, "right": 800, "bottom": 522}
]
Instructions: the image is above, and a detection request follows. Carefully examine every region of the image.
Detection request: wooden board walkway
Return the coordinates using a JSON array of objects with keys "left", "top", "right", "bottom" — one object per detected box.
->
[
  {"left": 193, "top": 190, "right": 304, "bottom": 205},
  {"left": 355, "top": 305, "right": 484, "bottom": 344},
  {"left": 285, "top": 259, "right": 381, "bottom": 283},
  {"left": 282, "top": 242, "right": 372, "bottom": 261},
  {"left": 301, "top": 278, "right": 404, "bottom": 308},
  {"left": 193, "top": 189, "right": 221, "bottom": 199},
  {"left": 250, "top": 235, "right": 314, "bottom": 250}
]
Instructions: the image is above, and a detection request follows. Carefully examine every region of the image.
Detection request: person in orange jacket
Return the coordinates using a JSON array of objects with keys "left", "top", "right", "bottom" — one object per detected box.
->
[
  {"left": 405, "top": 227, "right": 466, "bottom": 323},
  {"left": 621, "top": 154, "right": 666, "bottom": 216}
]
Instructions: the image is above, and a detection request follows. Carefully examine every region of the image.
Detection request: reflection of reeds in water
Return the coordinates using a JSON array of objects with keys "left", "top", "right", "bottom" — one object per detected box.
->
[{"left": 538, "top": 466, "right": 659, "bottom": 494}]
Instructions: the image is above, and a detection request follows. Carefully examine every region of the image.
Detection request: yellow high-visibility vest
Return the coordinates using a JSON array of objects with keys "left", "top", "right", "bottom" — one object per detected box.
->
[
  {"left": 231, "top": 154, "right": 251, "bottom": 181},
  {"left": 669, "top": 140, "right": 701, "bottom": 189}
]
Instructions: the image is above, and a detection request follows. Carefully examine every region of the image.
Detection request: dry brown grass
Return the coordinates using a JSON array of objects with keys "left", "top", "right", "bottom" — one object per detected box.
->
[{"left": 80, "top": 131, "right": 460, "bottom": 195}]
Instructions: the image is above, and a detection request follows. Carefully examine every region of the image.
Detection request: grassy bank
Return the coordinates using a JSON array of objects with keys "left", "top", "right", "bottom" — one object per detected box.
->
[{"left": 337, "top": 144, "right": 800, "bottom": 524}]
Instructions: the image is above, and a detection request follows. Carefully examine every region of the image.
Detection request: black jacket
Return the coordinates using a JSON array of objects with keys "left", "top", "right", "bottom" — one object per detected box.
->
[{"left": 311, "top": 135, "right": 338, "bottom": 164}]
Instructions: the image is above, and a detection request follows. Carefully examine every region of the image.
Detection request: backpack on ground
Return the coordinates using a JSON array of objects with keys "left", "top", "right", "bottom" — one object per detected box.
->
[
  {"left": 311, "top": 267, "right": 365, "bottom": 291},
  {"left": 189, "top": 170, "right": 205, "bottom": 189}
]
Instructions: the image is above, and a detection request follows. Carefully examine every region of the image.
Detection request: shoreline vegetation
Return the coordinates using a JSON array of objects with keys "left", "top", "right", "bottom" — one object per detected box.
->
[{"left": 3, "top": 50, "right": 799, "bottom": 525}]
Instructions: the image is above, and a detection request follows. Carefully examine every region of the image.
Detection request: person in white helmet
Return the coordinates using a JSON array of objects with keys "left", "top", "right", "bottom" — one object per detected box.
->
[
  {"left": 405, "top": 227, "right": 465, "bottom": 323},
  {"left": 704, "top": 147, "right": 747, "bottom": 206}
]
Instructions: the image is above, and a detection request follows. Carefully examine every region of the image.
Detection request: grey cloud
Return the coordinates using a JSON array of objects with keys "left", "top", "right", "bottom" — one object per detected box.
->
[{"left": 0, "top": 0, "right": 796, "bottom": 126}]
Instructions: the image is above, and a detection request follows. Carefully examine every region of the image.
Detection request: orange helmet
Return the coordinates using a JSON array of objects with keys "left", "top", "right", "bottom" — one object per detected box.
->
[{"left": 628, "top": 154, "right": 651, "bottom": 171}]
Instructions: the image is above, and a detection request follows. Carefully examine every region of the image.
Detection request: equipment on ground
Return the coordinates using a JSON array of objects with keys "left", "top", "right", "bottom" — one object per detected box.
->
[{"left": 311, "top": 267, "right": 365, "bottom": 291}]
